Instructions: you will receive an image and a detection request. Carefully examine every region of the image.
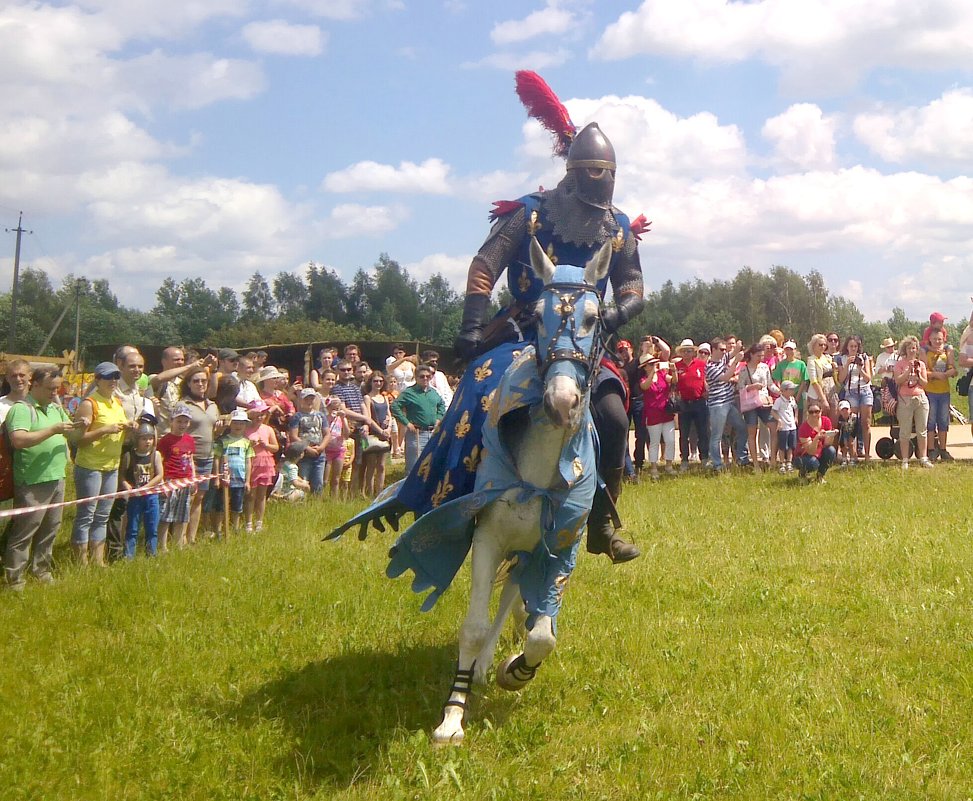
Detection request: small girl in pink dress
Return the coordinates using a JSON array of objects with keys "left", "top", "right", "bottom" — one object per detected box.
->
[
  {"left": 246, "top": 400, "right": 280, "bottom": 532},
  {"left": 323, "top": 397, "right": 350, "bottom": 498}
]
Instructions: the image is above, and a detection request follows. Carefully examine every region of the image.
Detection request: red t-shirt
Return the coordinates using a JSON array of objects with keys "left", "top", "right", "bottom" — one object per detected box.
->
[
  {"left": 676, "top": 357, "right": 707, "bottom": 401},
  {"left": 158, "top": 432, "right": 196, "bottom": 479},
  {"left": 797, "top": 415, "right": 833, "bottom": 458}
]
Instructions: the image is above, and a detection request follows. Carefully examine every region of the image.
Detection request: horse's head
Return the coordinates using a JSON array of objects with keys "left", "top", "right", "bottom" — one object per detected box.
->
[{"left": 529, "top": 236, "right": 611, "bottom": 429}]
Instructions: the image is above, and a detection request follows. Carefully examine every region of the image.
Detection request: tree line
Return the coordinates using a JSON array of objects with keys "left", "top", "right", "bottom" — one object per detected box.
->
[{"left": 1, "top": 256, "right": 927, "bottom": 362}]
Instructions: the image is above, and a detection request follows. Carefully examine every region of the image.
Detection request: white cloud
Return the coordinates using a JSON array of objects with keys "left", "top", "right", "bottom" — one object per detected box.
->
[
  {"left": 762, "top": 104, "right": 837, "bottom": 170},
  {"left": 323, "top": 159, "right": 453, "bottom": 194},
  {"left": 491, "top": 4, "right": 577, "bottom": 46},
  {"left": 595, "top": 0, "right": 973, "bottom": 92},
  {"left": 462, "top": 48, "right": 571, "bottom": 71},
  {"left": 270, "top": 0, "right": 379, "bottom": 20},
  {"left": 319, "top": 203, "right": 412, "bottom": 239},
  {"left": 242, "top": 20, "right": 326, "bottom": 56},
  {"left": 854, "top": 88, "right": 973, "bottom": 165},
  {"left": 71, "top": 0, "right": 243, "bottom": 38},
  {"left": 402, "top": 253, "right": 472, "bottom": 292}
]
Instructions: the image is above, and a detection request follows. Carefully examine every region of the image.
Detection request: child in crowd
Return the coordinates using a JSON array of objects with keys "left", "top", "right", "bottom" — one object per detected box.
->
[
  {"left": 156, "top": 404, "right": 197, "bottom": 551},
  {"left": 772, "top": 380, "right": 799, "bottom": 473},
  {"left": 214, "top": 409, "right": 253, "bottom": 533},
  {"left": 290, "top": 388, "right": 328, "bottom": 495},
  {"left": 341, "top": 432, "right": 357, "bottom": 499},
  {"left": 323, "top": 397, "right": 350, "bottom": 498},
  {"left": 119, "top": 421, "right": 164, "bottom": 557},
  {"left": 245, "top": 400, "right": 279, "bottom": 533},
  {"left": 273, "top": 441, "right": 310, "bottom": 502},
  {"left": 835, "top": 399, "right": 861, "bottom": 465}
]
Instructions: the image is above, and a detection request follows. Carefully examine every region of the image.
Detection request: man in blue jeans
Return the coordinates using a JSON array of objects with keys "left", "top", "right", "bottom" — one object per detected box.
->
[
  {"left": 704, "top": 338, "right": 747, "bottom": 470},
  {"left": 391, "top": 365, "right": 446, "bottom": 471}
]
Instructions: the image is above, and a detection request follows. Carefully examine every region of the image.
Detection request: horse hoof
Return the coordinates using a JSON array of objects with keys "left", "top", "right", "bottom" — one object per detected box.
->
[
  {"left": 430, "top": 727, "right": 465, "bottom": 747},
  {"left": 496, "top": 653, "right": 538, "bottom": 691}
]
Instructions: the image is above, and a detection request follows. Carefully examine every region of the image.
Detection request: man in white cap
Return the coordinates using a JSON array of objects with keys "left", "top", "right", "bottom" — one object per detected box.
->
[{"left": 674, "top": 339, "right": 709, "bottom": 469}]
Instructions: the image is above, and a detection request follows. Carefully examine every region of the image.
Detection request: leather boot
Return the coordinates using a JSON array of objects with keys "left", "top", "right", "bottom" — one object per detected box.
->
[
  {"left": 72, "top": 543, "right": 89, "bottom": 566},
  {"left": 89, "top": 541, "right": 107, "bottom": 568},
  {"left": 585, "top": 466, "right": 640, "bottom": 564}
]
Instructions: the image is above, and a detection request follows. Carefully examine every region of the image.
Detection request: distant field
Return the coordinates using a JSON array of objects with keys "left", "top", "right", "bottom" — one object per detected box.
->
[{"left": 1, "top": 462, "right": 972, "bottom": 800}]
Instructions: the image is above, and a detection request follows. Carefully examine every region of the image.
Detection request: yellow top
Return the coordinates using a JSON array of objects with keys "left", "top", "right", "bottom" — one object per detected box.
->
[
  {"left": 924, "top": 349, "right": 950, "bottom": 395},
  {"left": 75, "top": 391, "right": 128, "bottom": 471}
]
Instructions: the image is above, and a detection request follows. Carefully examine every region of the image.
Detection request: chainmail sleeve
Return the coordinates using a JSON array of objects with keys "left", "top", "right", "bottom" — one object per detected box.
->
[
  {"left": 607, "top": 231, "right": 644, "bottom": 327},
  {"left": 465, "top": 206, "right": 528, "bottom": 296}
]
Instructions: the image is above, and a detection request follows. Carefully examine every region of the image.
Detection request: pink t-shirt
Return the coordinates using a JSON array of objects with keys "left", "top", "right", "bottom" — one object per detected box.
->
[
  {"left": 642, "top": 368, "right": 675, "bottom": 426},
  {"left": 893, "top": 357, "right": 927, "bottom": 397}
]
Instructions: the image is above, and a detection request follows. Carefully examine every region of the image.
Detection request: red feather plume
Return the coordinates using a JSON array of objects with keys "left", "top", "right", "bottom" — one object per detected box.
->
[{"left": 515, "top": 70, "right": 576, "bottom": 158}]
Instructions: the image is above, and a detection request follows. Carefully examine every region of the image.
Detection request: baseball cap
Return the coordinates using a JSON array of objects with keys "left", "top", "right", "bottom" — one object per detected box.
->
[
  {"left": 229, "top": 408, "right": 250, "bottom": 422},
  {"left": 300, "top": 387, "right": 318, "bottom": 398},
  {"left": 838, "top": 399, "right": 851, "bottom": 411},
  {"left": 930, "top": 312, "right": 947, "bottom": 324},
  {"left": 616, "top": 340, "right": 633, "bottom": 351},
  {"left": 94, "top": 361, "right": 121, "bottom": 380},
  {"left": 247, "top": 399, "right": 270, "bottom": 413},
  {"left": 783, "top": 340, "right": 797, "bottom": 349},
  {"left": 781, "top": 380, "right": 797, "bottom": 391},
  {"left": 697, "top": 342, "right": 711, "bottom": 353},
  {"left": 171, "top": 403, "right": 193, "bottom": 419}
]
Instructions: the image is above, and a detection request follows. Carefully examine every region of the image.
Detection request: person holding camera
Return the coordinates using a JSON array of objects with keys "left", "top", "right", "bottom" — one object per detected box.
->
[
  {"left": 922, "top": 329, "right": 957, "bottom": 461},
  {"left": 837, "top": 335, "right": 873, "bottom": 462},
  {"left": 639, "top": 337, "right": 676, "bottom": 479},
  {"left": 794, "top": 403, "right": 837, "bottom": 482},
  {"left": 893, "top": 335, "right": 934, "bottom": 469}
]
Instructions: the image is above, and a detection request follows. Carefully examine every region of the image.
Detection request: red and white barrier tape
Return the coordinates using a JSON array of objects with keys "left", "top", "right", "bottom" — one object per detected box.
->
[{"left": 0, "top": 474, "right": 217, "bottom": 520}]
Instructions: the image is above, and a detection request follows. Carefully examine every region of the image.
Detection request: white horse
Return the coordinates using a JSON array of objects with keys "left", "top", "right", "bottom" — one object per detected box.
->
[{"left": 430, "top": 237, "right": 610, "bottom": 745}]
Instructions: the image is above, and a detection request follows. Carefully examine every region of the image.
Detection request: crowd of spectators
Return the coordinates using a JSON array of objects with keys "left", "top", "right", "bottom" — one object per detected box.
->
[
  {"left": 0, "top": 305, "right": 969, "bottom": 592},
  {"left": 618, "top": 306, "right": 973, "bottom": 484},
  {"left": 0, "top": 342, "right": 451, "bottom": 591}
]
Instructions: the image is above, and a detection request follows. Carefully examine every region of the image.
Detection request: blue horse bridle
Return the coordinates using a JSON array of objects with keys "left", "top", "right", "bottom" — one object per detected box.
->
[{"left": 535, "top": 280, "right": 604, "bottom": 392}]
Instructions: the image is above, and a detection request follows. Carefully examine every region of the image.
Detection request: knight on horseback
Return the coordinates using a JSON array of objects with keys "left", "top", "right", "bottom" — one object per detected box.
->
[{"left": 453, "top": 73, "right": 647, "bottom": 564}]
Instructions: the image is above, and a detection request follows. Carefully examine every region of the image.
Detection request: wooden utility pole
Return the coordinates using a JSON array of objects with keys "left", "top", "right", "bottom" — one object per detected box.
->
[{"left": 6, "top": 212, "right": 32, "bottom": 352}]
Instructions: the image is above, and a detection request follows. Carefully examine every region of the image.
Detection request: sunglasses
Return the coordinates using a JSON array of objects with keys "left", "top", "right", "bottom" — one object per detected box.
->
[{"left": 807, "top": 409, "right": 822, "bottom": 414}]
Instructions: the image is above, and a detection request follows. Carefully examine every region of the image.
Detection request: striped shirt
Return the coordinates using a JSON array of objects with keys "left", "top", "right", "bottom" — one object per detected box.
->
[
  {"left": 705, "top": 355, "right": 735, "bottom": 407},
  {"left": 331, "top": 380, "right": 364, "bottom": 414}
]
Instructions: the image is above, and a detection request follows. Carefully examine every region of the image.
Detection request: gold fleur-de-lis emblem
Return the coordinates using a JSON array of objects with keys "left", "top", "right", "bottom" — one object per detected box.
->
[
  {"left": 554, "top": 573, "right": 571, "bottom": 602},
  {"left": 572, "top": 458, "right": 583, "bottom": 479},
  {"left": 463, "top": 445, "right": 480, "bottom": 473},
  {"left": 474, "top": 359, "right": 493, "bottom": 382},
  {"left": 554, "top": 529, "right": 575, "bottom": 550},
  {"left": 480, "top": 389, "right": 496, "bottom": 413},
  {"left": 518, "top": 269, "right": 532, "bottom": 294},
  {"left": 546, "top": 242, "right": 558, "bottom": 264},
  {"left": 417, "top": 454, "right": 433, "bottom": 481},
  {"left": 454, "top": 410, "right": 471, "bottom": 439},
  {"left": 527, "top": 209, "right": 542, "bottom": 236},
  {"left": 431, "top": 472, "right": 454, "bottom": 507},
  {"left": 611, "top": 229, "right": 625, "bottom": 252}
]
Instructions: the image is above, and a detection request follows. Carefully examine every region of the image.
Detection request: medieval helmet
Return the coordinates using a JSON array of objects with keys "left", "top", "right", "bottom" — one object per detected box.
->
[{"left": 566, "top": 122, "right": 616, "bottom": 210}]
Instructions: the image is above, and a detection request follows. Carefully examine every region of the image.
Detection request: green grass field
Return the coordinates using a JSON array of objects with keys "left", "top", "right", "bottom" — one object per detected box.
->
[{"left": 1, "top": 462, "right": 972, "bottom": 800}]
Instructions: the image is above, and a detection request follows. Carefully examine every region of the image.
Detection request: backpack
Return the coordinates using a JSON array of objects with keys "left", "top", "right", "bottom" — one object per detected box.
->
[{"left": 0, "top": 401, "right": 40, "bottom": 501}]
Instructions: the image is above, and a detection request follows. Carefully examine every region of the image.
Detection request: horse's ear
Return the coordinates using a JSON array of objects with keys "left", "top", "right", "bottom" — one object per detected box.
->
[
  {"left": 529, "top": 236, "right": 556, "bottom": 285},
  {"left": 584, "top": 240, "right": 613, "bottom": 286}
]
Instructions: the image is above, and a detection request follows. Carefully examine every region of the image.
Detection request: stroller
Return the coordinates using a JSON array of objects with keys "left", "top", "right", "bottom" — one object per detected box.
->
[{"left": 874, "top": 377, "right": 917, "bottom": 460}]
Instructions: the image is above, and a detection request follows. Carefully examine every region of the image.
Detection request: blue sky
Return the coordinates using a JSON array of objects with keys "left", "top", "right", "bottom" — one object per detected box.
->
[{"left": 2, "top": 0, "right": 973, "bottom": 327}]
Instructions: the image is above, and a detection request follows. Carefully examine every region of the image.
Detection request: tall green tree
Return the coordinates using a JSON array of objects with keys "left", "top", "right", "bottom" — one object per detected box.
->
[
  {"left": 241, "top": 272, "right": 274, "bottom": 322},
  {"left": 273, "top": 272, "right": 305, "bottom": 320}
]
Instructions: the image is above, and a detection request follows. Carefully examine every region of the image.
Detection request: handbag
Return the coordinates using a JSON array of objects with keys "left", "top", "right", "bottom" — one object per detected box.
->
[
  {"left": 958, "top": 370, "right": 972, "bottom": 397},
  {"left": 665, "top": 388, "right": 684, "bottom": 416},
  {"left": 739, "top": 366, "right": 770, "bottom": 412},
  {"left": 359, "top": 431, "right": 391, "bottom": 455}
]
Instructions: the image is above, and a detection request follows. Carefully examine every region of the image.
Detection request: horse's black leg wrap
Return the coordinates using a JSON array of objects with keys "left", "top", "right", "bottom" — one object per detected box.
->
[{"left": 443, "top": 662, "right": 476, "bottom": 712}]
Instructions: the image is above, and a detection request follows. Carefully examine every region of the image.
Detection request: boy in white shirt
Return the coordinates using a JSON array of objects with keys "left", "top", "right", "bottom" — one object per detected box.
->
[{"left": 772, "top": 380, "right": 799, "bottom": 473}]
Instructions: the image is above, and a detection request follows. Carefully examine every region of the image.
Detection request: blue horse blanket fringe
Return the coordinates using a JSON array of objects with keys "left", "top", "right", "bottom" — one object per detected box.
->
[{"left": 327, "top": 343, "right": 599, "bottom": 631}]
